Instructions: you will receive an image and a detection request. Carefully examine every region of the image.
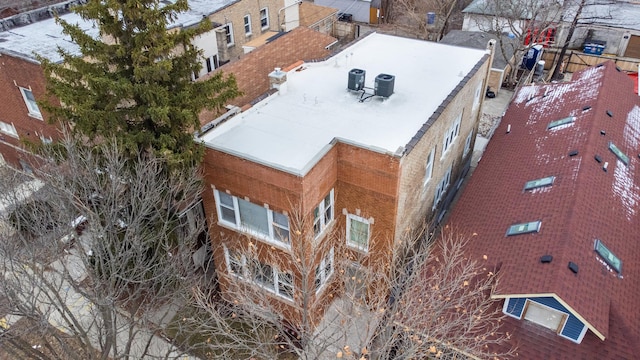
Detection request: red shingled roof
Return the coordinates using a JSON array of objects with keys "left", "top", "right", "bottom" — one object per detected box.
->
[{"left": 447, "top": 61, "right": 640, "bottom": 358}]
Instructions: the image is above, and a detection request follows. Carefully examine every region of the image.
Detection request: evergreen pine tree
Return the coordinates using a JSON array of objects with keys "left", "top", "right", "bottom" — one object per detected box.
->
[{"left": 39, "top": 0, "right": 240, "bottom": 166}]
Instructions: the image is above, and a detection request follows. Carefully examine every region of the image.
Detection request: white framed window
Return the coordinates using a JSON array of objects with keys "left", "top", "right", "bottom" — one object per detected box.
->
[
  {"left": 214, "top": 190, "right": 290, "bottom": 247},
  {"left": 222, "top": 23, "right": 234, "bottom": 46},
  {"left": 423, "top": 148, "right": 435, "bottom": 186},
  {"left": 313, "top": 189, "right": 334, "bottom": 238},
  {"left": 442, "top": 113, "right": 462, "bottom": 156},
  {"left": 244, "top": 14, "right": 252, "bottom": 35},
  {"left": 346, "top": 214, "right": 370, "bottom": 252},
  {"left": 523, "top": 300, "right": 567, "bottom": 332},
  {"left": 224, "top": 247, "right": 247, "bottom": 278},
  {"left": 251, "top": 261, "right": 293, "bottom": 299},
  {"left": 463, "top": 131, "right": 473, "bottom": 157},
  {"left": 315, "top": 247, "right": 334, "bottom": 293},
  {"left": 473, "top": 82, "right": 482, "bottom": 109},
  {"left": 224, "top": 247, "right": 293, "bottom": 300},
  {"left": 433, "top": 165, "right": 452, "bottom": 209},
  {"left": 20, "top": 87, "right": 42, "bottom": 119},
  {"left": 0, "top": 121, "right": 18, "bottom": 137},
  {"left": 205, "top": 55, "right": 218, "bottom": 73},
  {"left": 260, "top": 8, "right": 269, "bottom": 30}
]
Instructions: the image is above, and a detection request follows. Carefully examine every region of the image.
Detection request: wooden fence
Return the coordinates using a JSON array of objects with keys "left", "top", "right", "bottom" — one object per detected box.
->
[{"left": 541, "top": 49, "right": 640, "bottom": 74}]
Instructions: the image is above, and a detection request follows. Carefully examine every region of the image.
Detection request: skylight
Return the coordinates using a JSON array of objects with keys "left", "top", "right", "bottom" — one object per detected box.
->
[
  {"left": 547, "top": 116, "right": 575, "bottom": 129},
  {"left": 608, "top": 142, "right": 629, "bottom": 165},
  {"left": 506, "top": 221, "right": 541, "bottom": 236},
  {"left": 594, "top": 239, "right": 622, "bottom": 273},
  {"left": 524, "top": 176, "right": 555, "bottom": 191}
]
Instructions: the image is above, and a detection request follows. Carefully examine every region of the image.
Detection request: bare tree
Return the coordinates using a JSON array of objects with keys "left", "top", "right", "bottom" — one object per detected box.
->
[
  {"left": 470, "top": 0, "right": 563, "bottom": 86},
  {"left": 0, "top": 137, "right": 209, "bottom": 359},
  {"left": 386, "top": 0, "right": 466, "bottom": 41},
  {"left": 176, "top": 209, "right": 514, "bottom": 359}
]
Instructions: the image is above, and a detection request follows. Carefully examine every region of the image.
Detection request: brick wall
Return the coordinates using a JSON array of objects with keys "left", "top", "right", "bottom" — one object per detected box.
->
[
  {"left": 0, "top": 53, "right": 60, "bottom": 169},
  {"left": 202, "top": 26, "right": 334, "bottom": 114},
  {"left": 202, "top": 138, "right": 401, "bottom": 327},
  {"left": 208, "top": 0, "right": 286, "bottom": 62},
  {"left": 394, "top": 56, "right": 491, "bottom": 238}
]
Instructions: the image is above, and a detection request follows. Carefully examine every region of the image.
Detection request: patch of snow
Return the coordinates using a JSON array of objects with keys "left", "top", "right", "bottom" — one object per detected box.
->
[{"left": 612, "top": 161, "right": 638, "bottom": 221}]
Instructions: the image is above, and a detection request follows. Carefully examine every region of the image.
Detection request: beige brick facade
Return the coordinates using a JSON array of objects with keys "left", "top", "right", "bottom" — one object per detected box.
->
[{"left": 207, "top": 0, "right": 289, "bottom": 63}]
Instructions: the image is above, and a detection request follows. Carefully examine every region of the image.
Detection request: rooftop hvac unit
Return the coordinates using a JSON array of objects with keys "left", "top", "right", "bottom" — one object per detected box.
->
[
  {"left": 374, "top": 73, "right": 395, "bottom": 97},
  {"left": 348, "top": 68, "right": 365, "bottom": 91}
]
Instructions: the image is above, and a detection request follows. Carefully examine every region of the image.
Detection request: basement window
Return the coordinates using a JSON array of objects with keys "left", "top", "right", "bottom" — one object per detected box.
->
[
  {"left": 608, "top": 142, "right": 629, "bottom": 166},
  {"left": 524, "top": 176, "right": 555, "bottom": 191},
  {"left": 507, "top": 221, "right": 541, "bottom": 236},
  {"left": 594, "top": 239, "right": 622, "bottom": 273},
  {"left": 547, "top": 116, "right": 575, "bottom": 130}
]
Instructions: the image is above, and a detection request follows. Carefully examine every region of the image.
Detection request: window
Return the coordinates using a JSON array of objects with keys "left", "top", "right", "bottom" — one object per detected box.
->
[
  {"left": 315, "top": 247, "right": 334, "bottom": 292},
  {"left": 433, "top": 165, "right": 452, "bottom": 209},
  {"left": 442, "top": 113, "right": 462, "bottom": 156},
  {"left": 225, "top": 247, "right": 247, "bottom": 278},
  {"left": 506, "top": 220, "right": 541, "bottom": 236},
  {"left": 260, "top": 8, "right": 269, "bottom": 29},
  {"left": 214, "top": 190, "right": 290, "bottom": 246},
  {"left": 547, "top": 116, "right": 574, "bottom": 130},
  {"left": 608, "top": 142, "right": 629, "bottom": 166},
  {"left": 524, "top": 176, "right": 555, "bottom": 191},
  {"left": 423, "top": 148, "right": 435, "bottom": 185},
  {"left": 524, "top": 300, "right": 566, "bottom": 332},
  {"left": 473, "top": 82, "right": 482, "bottom": 109},
  {"left": 594, "top": 239, "right": 622, "bottom": 273},
  {"left": 463, "top": 131, "right": 473, "bottom": 157},
  {"left": 205, "top": 55, "right": 218, "bottom": 73},
  {"left": 0, "top": 121, "right": 18, "bottom": 137},
  {"left": 244, "top": 14, "right": 252, "bottom": 35},
  {"left": 313, "top": 189, "right": 334, "bottom": 237},
  {"left": 222, "top": 24, "right": 234, "bottom": 46},
  {"left": 20, "top": 88, "right": 42, "bottom": 119},
  {"left": 251, "top": 261, "right": 293, "bottom": 299},
  {"left": 346, "top": 214, "right": 370, "bottom": 251},
  {"left": 224, "top": 247, "right": 293, "bottom": 300}
]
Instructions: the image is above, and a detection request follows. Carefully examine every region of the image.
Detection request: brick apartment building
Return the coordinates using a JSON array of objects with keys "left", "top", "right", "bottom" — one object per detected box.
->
[{"left": 198, "top": 33, "right": 493, "bottom": 326}]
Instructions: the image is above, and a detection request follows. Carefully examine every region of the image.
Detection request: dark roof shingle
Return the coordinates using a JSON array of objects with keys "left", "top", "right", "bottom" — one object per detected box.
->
[{"left": 447, "top": 61, "right": 640, "bottom": 357}]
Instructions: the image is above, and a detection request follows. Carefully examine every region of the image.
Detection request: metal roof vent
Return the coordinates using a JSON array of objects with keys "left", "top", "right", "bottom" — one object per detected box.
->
[
  {"left": 374, "top": 73, "right": 395, "bottom": 98},
  {"left": 540, "top": 255, "right": 553, "bottom": 263},
  {"left": 348, "top": 68, "right": 365, "bottom": 91},
  {"left": 606, "top": 110, "right": 613, "bottom": 117},
  {"left": 568, "top": 262, "right": 579, "bottom": 274},
  {"left": 594, "top": 155, "right": 602, "bottom": 163}
]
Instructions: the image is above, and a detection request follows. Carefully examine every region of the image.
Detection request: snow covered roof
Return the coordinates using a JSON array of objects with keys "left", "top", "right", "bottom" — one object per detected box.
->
[
  {"left": 0, "top": 0, "right": 237, "bottom": 63},
  {"left": 199, "top": 33, "right": 489, "bottom": 176},
  {"left": 0, "top": 11, "right": 98, "bottom": 63}
]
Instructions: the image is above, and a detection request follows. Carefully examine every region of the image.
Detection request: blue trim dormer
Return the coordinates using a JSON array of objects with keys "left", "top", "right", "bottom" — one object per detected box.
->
[{"left": 503, "top": 297, "right": 588, "bottom": 344}]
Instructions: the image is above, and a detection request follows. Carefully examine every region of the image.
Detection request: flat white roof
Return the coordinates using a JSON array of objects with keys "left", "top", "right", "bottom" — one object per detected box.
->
[
  {"left": 0, "top": 0, "right": 236, "bottom": 62},
  {"left": 200, "top": 33, "right": 488, "bottom": 176}
]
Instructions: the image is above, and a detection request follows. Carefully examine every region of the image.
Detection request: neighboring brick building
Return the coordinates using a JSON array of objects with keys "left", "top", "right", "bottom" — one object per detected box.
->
[
  {"left": 0, "top": 7, "right": 98, "bottom": 170},
  {"left": 446, "top": 61, "right": 640, "bottom": 358},
  {"left": 198, "top": 26, "right": 336, "bottom": 125},
  {"left": 206, "top": 0, "right": 300, "bottom": 63},
  {"left": 0, "top": 52, "right": 58, "bottom": 170},
  {"left": 198, "top": 33, "right": 492, "bottom": 327}
]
